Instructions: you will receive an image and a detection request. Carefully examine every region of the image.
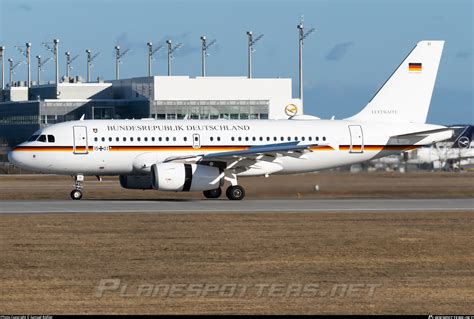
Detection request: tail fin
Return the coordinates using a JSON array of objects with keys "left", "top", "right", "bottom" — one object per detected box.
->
[
  {"left": 348, "top": 40, "right": 444, "bottom": 123},
  {"left": 452, "top": 125, "right": 473, "bottom": 149}
]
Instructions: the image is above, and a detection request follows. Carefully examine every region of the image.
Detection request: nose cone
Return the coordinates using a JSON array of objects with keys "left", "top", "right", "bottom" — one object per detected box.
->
[{"left": 8, "top": 149, "right": 20, "bottom": 167}]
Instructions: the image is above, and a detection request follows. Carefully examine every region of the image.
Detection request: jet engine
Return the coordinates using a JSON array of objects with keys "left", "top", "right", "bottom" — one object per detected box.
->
[
  {"left": 151, "top": 163, "right": 223, "bottom": 192},
  {"left": 119, "top": 175, "right": 153, "bottom": 189}
]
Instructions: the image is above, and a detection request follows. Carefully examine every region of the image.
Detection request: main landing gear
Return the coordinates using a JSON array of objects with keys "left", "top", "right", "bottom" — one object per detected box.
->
[
  {"left": 70, "top": 174, "right": 84, "bottom": 200},
  {"left": 202, "top": 173, "right": 246, "bottom": 200},
  {"left": 202, "top": 185, "right": 246, "bottom": 200},
  {"left": 226, "top": 185, "right": 245, "bottom": 200}
]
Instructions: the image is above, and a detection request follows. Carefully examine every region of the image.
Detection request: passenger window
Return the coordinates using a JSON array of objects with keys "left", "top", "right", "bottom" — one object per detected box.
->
[
  {"left": 309, "top": 137, "right": 312, "bottom": 141},
  {"left": 217, "top": 137, "right": 221, "bottom": 142},
  {"left": 101, "top": 137, "right": 105, "bottom": 142},
  {"left": 144, "top": 137, "right": 148, "bottom": 142},
  {"left": 231, "top": 137, "right": 235, "bottom": 141},
  {"left": 159, "top": 137, "right": 162, "bottom": 142},
  {"left": 47, "top": 135, "right": 55, "bottom": 143},
  {"left": 152, "top": 137, "right": 155, "bottom": 142},
  {"left": 137, "top": 137, "right": 141, "bottom": 142},
  {"left": 210, "top": 137, "right": 214, "bottom": 142},
  {"left": 323, "top": 136, "right": 326, "bottom": 141},
  {"left": 238, "top": 137, "right": 242, "bottom": 141},
  {"left": 316, "top": 137, "right": 319, "bottom": 141},
  {"left": 183, "top": 137, "right": 187, "bottom": 142},
  {"left": 109, "top": 137, "right": 112, "bottom": 142},
  {"left": 173, "top": 137, "right": 176, "bottom": 141},
  {"left": 116, "top": 137, "right": 119, "bottom": 142},
  {"left": 123, "top": 137, "right": 127, "bottom": 142},
  {"left": 280, "top": 137, "right": 284, "bottom": 141},
  {"left": 94, "top": 137, "right": 98, "bottom": 142},
  {"left": 259, "top": 137, "right": 263, "bottom": 141},
  {"left": 287, "top": 137, "right": 291, "bottom": 141},
  {"left": 130, "top": 137, "right": 134, "bottom": 142},
  {"left": 302, "top": 137, "right": 305, "bottom": 141},
  {"left": 166, "top": 137, "right": 169, "bottom": 142},
  {"left": 37, "top": 135, "right": 47, "bottom": 142},
  {"left": 245, "top": 137, "right": 249, "bottom": 141}
]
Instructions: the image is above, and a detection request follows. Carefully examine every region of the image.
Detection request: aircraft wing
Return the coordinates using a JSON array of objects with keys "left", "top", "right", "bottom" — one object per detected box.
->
[{"left": 164, "top": 141, "right": 329, "bottom": 170}]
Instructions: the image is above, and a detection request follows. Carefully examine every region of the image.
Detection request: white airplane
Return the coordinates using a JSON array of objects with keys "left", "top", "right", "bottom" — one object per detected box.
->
[{"left": 8, "top": 40, "right": 454, "bottom": 200}]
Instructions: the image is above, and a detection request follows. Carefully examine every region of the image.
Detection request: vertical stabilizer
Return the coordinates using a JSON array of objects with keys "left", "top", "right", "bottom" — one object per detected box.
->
[{"left": 347, "top": 40, "right": 444, "bottom": 123}]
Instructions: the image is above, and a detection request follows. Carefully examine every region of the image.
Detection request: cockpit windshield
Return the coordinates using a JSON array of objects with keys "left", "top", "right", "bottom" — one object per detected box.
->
[
  {"left": 27, "top": 135, "right": 40, "bottom": 142},
  {"left": 26, "top": 134, "right": 55, "bottom": 143}
]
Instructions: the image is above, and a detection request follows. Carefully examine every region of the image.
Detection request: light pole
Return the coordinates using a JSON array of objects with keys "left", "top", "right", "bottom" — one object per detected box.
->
[
  {"left": 0, "top": 46, "right": 5, "bottom": 90},
  {"left": 147, "top": 42, "right": 163, "bottom": 77},
  {"left": 86, "top": 49, "right": 100, "bottom": 82},
  {"left": 41, "top": 38, "right": 60, "bottom": 84},
  {"left": 246, "top": 31, "right": 263, "bottom": 78},
  {"left": 115, "top": 45, "right": 130, "bottom": 80},
  {"left": 200, "top": 36, "right": 216, "bottom": 77},
  {"left": 166, "top": 40, "right": 182, "bottom": 76},
  {"left": 297, "top": 19, "right": 316, "bottom": 104}
]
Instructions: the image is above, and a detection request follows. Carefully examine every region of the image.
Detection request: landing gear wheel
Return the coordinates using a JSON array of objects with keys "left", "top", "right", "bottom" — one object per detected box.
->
[
  {"left": 203, "top": 188, "right": 222, "bottom": 199},
  {"left": 70, "top": 189, "right": 83, "bottom": 200},
  {"left": 226, "top": 185, "right": 245, "bottom": 200}
]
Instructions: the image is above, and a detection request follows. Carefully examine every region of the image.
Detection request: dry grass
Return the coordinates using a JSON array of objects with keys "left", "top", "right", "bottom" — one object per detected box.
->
[
  {"left": 0, "top": 172, "right": 473, "bottom": 314},
  {"left": 0, "top": 212, "right": 473, "bottom": 314},
  {"left": 0, "top": 171, "right": 473, "bottom": 200}
]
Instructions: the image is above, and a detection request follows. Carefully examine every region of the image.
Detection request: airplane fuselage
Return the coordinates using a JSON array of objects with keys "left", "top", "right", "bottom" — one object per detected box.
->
[{"left": 9, "top": 119, "right": 451, "bottom": 176}]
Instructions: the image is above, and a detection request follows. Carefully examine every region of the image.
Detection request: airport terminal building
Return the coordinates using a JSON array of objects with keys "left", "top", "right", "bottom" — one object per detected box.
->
[{"left": 0, "top": 76, "right": 302, "bottom": 149}]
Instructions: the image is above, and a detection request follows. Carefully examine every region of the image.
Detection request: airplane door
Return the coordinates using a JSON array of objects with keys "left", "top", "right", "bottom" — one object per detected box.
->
[
  {"left": 349, "top": 125, "right": 364, "bottom": 153},
  {"left": 73, "top": 126, "right": 89, "bottom": 154},
  {"left": 192, "top": 133, "right": 201, "bottom": 149}
]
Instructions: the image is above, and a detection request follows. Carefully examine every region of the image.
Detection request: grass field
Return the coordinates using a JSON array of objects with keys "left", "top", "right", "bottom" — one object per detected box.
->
[{"left": 0, "top": 172, "right": 473, "bottom": 314}]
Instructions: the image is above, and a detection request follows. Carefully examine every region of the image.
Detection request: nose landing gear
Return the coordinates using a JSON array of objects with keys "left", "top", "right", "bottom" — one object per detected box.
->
[{"left": 70, "top": 174, "right": 84, "bottom": 200}]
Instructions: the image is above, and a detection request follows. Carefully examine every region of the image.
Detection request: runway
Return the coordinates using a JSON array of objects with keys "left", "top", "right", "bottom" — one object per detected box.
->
[{"left": 0, "top": 198, "right": 472, "bottom": 214}]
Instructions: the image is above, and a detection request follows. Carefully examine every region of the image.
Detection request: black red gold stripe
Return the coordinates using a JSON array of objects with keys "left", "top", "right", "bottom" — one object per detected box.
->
[
  {"left": 408, "top": 62, "right": 422, "bottom": 71},
  {"left": 13, "top": 144, "right": 417, "bottom": 153}
]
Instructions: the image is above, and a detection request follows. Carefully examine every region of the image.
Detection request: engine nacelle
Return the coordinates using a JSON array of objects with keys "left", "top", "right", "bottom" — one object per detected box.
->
[
  {"left": 119, "top": 175, "right": 153, "bottom": 190},
  {"left": 151, "top": 163, "right": 222, "bottom": 192}
]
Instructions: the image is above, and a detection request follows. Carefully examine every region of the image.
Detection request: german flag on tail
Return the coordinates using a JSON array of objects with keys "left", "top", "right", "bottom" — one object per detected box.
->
[{"left": 409, "top": 62, "right": 422, "bottom": 72}]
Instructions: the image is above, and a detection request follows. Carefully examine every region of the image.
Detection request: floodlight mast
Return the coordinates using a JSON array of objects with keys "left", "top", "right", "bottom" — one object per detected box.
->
[
  {"left": 65, "top": 51, "right": 79, "bottom": 78},
  {"left": 147, "top": 42, "right": 163, "bottom": 77},
  {"left": 41, "top": 38, "right": 60, "bottom": 84},
  {"left": 246, "top": 31, "right": 263, "bottom": 78},
  {"left": 200, "top": 36, "right": 216, "bottom": 77},
  {"left": 8, "top": 58, "right": 13, "bottom": 86},
  {"left": 8, "top": 58, "right": 23, "bottom": 86},
  {"left": 297, "top": 17, "right": 316, "bottom": 104},
  {"left": 166, "top": 40, "right": 182, "bottom": 76},
  {"left": 15, "top": 42, "right": 32, "bottom": 87},
  {"left": 115, "top": 45, "right": 130, "bottom": 80},
  {"left": 0, "top": 46, "right": 5, "bottom": 90},
  {"left": 86, "top": 49, "right": 100, "bottom": 82}
]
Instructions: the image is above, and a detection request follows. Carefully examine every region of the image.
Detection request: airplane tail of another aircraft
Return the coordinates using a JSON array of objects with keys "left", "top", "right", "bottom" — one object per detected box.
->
[
  {"left": 452, "top": 125, "right": 473, "bottom": 149},
  {"left": 347, "top": 40, "right": 445, "bottom": 124}
]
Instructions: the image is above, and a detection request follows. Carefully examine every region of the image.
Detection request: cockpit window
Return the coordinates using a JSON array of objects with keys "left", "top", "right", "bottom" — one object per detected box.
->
[
  {"left": 47, "top": 135, "right": 55, "bottom": 143},
  {"left": 28, "top": 135, "right": 39, "bottom": 142},
  {"left": 37, "top": 135, "right": 47, "bottom": 142}
]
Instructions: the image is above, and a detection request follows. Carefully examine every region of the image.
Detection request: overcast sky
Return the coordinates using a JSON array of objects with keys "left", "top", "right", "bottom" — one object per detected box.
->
[{"left": 0, "top": 0, "right": 472, "bottom": 125}]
